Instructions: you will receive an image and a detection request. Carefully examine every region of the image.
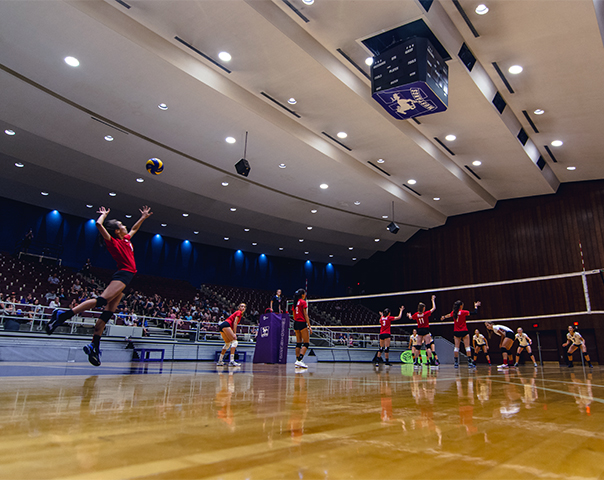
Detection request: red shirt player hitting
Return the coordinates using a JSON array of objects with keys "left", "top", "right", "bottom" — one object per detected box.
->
[
  {"left": 442, "top": 300, "right": 480, "bottom": 368},
  {"left": 407, "top": 295, "right": 437, "bottom": 368},
  {"left": 374, "top": 306, "right": 404, "bottom": 367}
]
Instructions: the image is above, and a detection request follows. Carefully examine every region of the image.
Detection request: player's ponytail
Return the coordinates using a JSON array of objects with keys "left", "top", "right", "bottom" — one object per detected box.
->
[
  {"left": 383, "top": 308, "right": 390, "bottom": 317},
  {"left": 418, "top": 302, "right": 426, "bottom": 313},
  {"left": 104, "top": 219, "right": 121, "bottom": 238},
  {"left": 293, "top": 289, "right": 306, "bottom": 311},
  {"left": 453, "top": 300, "right": 463, "bottom": 320}
]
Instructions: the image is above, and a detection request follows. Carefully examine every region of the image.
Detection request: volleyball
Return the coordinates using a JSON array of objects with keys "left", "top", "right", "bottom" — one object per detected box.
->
[{"left": 146, "top": 158, "right": 164, "bottom": 175}]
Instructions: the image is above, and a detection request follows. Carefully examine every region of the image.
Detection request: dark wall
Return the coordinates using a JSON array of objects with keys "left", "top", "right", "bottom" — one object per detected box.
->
[
  {"left": 0, "top": 196, "right": 350, "bottom": 297},
  {"left": 353, "top": 180, "right": 604, "bottom": 362}
]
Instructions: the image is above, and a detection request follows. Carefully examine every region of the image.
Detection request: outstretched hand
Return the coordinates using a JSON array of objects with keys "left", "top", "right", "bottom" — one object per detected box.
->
[
  {"left": 139, "top": 205, "right": 153, "bottom": 218},
  {"left": 97, "top": 206, "right": 110, "bottom": 215},
  {"left": 475, "top": 301, "right": 482, "bottom": 308}
]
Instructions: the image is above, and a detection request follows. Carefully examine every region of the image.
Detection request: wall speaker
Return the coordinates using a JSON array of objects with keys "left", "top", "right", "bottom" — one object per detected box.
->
[
  {"left": 235, "top": 158, "right": 250, "bottom": 177},
  {"left": 387, "top": 222, "right": 400, "bottom": 234}
]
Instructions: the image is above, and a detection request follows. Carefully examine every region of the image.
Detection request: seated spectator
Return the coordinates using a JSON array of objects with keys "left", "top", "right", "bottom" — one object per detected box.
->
[
  {"left": 48, "top": 274, "right": 60, "bottom": 285},
  {"left": 45, "top": 290, "right": 57, "bottom": 304},
  {"left": 49, "top": 298, "right": 60, "bottom": 309}
]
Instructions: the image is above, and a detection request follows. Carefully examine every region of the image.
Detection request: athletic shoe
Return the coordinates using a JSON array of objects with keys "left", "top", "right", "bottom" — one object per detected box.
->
[
  {"left": 216, "top": 360, "right": 225, "bottom": 366},
  {"left": 567, "top": 363, "right": 574, "bottom": 368},
  {"left": 430, "top": 363, "right": 439, "bottom": 369},
  {"left": 413, "top": 361, "right": 420, "bottom": 369},
  {"left": 454, "top": 362, "right": 459, "bottom": 369},
  {"left": 229, "top": 361, "right": 241, "bottom": 367},
  {"left": 534, "top": 363, "right": 539, "bottom": 367},
  {"left": 295, "top": 360, "right": 308, "bottom": 369},
  {"left": 385, "top": 361, "right": 391, "bottom": 366},
  {"left": 468, "top": 360, "right": 476, "bottom": 368},
  {"left": 46, "top": 309, "right": 65, "bottom": 335},
  {"left": 435, "top": 359, "right": 440, "bottom": 366},
  {"left": 589, "top": 364, "right": 594, "bottom": 369},
  {"left": 497, "top": 364, "right": 509, "bottom": 369},
  {"left": 513, "top": 363, "right": 519, "bottom": 367},
  {"left": 83, "top": 343, "right": 101, "bottom": 367}
]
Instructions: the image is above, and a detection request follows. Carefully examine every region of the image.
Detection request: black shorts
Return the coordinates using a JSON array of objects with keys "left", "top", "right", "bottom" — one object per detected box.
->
[
  {"left": 218, "top": 321, "right": 231, "bottom": 332},
  {"left": 112, "top": 269, "right": 135, "bottom": 286},
  {"left": 379, "top": 333, "right": 391, "bottom": 340},
  {"left": 504, "top": 331, "right": 515, "bottom": 340},
  {"left": 417, "top": 328, "right": 430, "bottom": 336},
  {"left": 475, "top": 343, "right": 486, "bottom": 349},
  {"left": 294, "top": 321, "right": 308, "bottom": 331},
  {"left": 454, "top": 330, "right": 469, "bottom": 338},
  {"left": 518, "top": 345, "right": 530, "bottom": 350}
]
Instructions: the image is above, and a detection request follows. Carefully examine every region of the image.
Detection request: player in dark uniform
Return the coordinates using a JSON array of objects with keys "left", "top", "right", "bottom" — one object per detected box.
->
[
  {"left": 217, "top": 303, "right": 246, "bottom": 366},
  {"left": 46, "top": 206, "right": 152, "bottom": 366},
  {"left": 374, "top": 306, "right": 404, "bottom": 366},
  {"left": 270, "top": 289, "right": 285, "bottom": 314}
]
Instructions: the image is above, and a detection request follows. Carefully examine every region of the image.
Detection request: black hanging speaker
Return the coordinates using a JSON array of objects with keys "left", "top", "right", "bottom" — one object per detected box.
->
[
  {"left": 387, "top": 221, "right": 400, "bottom": 234},
  {"left": 235, "top": 158, "right": 250, "bottom": 177}
]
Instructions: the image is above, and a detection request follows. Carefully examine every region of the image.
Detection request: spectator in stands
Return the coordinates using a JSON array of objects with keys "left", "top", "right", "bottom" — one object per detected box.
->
[
  {"left": 270, "top": 289, "right": 285, "bottom": 314},
  {"left": 49, "top": 298, "right": 60, "bottom": 309},
  {"left": 21, "top": 228, "right": 34, "bottom": 253},
  {"left": 71, "top": 279, "right": 82, "bottom": 295},
  {"left": 81, "top": 258, "right": 92, "bottom": 276},
  {"left": 48, "top": 273, "right": 60, "bottom": 286}
]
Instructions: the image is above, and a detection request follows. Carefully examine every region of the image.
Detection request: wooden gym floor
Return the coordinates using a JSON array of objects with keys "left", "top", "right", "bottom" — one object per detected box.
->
[{"left": 0, "top": 361, "right": 603, "bottom": 479}]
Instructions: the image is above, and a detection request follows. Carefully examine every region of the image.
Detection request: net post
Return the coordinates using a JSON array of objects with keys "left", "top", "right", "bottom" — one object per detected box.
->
[
  {"left": 581, "top": 272, "right": 592, "bottom": 313},
  {"left": 536, "top": 331, "right": 543, "bottom": 366}
]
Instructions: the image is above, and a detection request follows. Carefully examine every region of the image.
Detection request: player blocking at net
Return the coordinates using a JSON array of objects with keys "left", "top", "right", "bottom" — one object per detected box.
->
[
  {"left": 441, "top": 300, "right": 480, "bottom": 368},
  {"left": 407, "top": 295, "right": 438, "bottom": 368},
  {"left": 374, "top": 306, "right": 405, "bottom": 366}
]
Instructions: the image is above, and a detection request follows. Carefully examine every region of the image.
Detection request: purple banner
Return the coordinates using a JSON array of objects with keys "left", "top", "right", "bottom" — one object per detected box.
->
[{"left": 253, "top": 313, "right": 290, "bottom": 364}]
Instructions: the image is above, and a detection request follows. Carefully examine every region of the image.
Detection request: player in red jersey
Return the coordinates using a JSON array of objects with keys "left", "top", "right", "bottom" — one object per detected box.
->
[
  {"left": 407, "top": 295, "right": 437, "bottom": 367},
  {"left": 441, "top": 300, "right": 481, "bottom": 368},
  {"left": 46, "top": 206, "right": 152, "bottom": 366},
  {"left": 217, "top": 303, "right": 247, "bottom": 367},
  {"left": 374, "top": 306, "right": 404, "bottom": 367},
  {"left": 293, "top": 288, "right": 312, "bottom": 369}
]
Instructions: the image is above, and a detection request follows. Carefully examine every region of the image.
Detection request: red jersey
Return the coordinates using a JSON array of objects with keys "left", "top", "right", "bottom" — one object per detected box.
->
[
  {"left": 453, "top": 310, "right": 470, "bottom": 331},
  {"left": 105, "top": 234, "right": 136, "bottom": 273},
  {"left": 412, "top": 310, "right": 432, "bottom": 328},
  {"left": 379, "top": 315, "right": 395, "bottom": 334},
  {"left": 294, "top": 299, "right": 307, "bottom": 323},
  {"left": 225, "top": 310, "right": 242, "bottom": 328}
]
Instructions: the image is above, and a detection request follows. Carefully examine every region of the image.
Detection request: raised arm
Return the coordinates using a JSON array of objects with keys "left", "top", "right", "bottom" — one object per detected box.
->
[
  {"left": 469, "top": 301, "right": 481, "bottom": 315},
  {"left": 95, "top": 207, "right": 112, "bottom": 241},
  {"left": 429, "top": 295, "right": 436, "bottom": 313},
  {"left": 128, "top": 205, "right": 153, "bottom": 238},
  {"left": 393, "top": 306, "right": 405, "bottom": 321}
]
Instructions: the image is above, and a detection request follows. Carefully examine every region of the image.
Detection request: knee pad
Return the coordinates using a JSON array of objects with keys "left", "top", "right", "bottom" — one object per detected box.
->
[
  {"left": 454, "top": 347, "right": 459, "bottom": 353},
  {"left": 466, "top": 348, "right": 471, "bottom": 353},
  {"left": 231, "top": 340, "right": 238, "bottom": 349},
  {"left": 385, "top": 347, "right": 390, "bottom": 353},
  {"left": 296, "top": 343, "right": 302, "bottom": 349},
  {"left": 99, "top": 310, "right": 113, "bottom": 323},
  {"left": 303, "top": 343, "right": 310, "bottom": 348},
  {"left": 95, "top": 297, "right": 108, "bottom": 308}
]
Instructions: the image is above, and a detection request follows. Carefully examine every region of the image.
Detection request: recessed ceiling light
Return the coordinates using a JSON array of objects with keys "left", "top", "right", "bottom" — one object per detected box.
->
[
  {"left": 311, "top": 209, "right": 318, "bottom": 214},
  {"left": 136, "top": 178, "right": 144, "bottom": 183},
  {"left": 218, "top": 51, "right": 232, "bottom": 62},
  {"left": 508, "top": 65, "right": 523, "bottom": 75},
  {"left": 224, "top": 237, "right": 229, "bottom": 241},
  {"left": 408, "top": 179, "right": 417, "bottom": 185},
  {"left": 382, "top": 215, "right": 389, "bottom": 219},
  {"left": 302, "top": 0, "right": 314, "bottom": 4},
  {"left": 4, "top": 129, "right": 15, "bottom": 136},
  {"left": 86, "top": 204, "right": 93, "bottom": 208},
  {"left": 567, "top": 166, "right": 576, "bottom": 171},
  {"left": 194, "top": 231, "right": 199, "bottom": 234},
  {"left": 475, "top": 4, "right": 489, "bottom": 14},
  {"left": 337, "top": 132, "right": 348, "bottom": 139},
  {"left": 125, "top": 214, "right": 132, "bottom": 218},
  {"left": 182, "top": 213, "right": 189, "bottom": 217},
  {"left": 222, "top": 182, "right": 229, "bottom": 186},
  {"left": 299, "top": 239, "right": 304, "bottom": 242},
  {"left": 14, "top": 162, "right": 24, "bottom": 168},
  {"left": 349, "top": 247, "right": 353, "bottom": 250},
  {"left": 320, "top": 184, "right": 329, "bottom": 189},
  {"left": 305, "top": 251, "right": 309, "bottom": 254},
  {"left": 252, "top": 242, "right": 258, "bottom": 246},
  {"left": 329, "top": 254, "right": 334, "bottom": 258},
  {"left": 551, "top": 140, "right": 563, "bottom": 147},
  {"left": 279, "top": 163, "right": 286, "bottom": 168},
  {"left": 158, "top": 103, "right": 168, "bottom": 110},
  {"left": 288, "top": 98, "right": 297, "bottom": 105},
  {"left": 445, "top": 134, "right": 456, "bottom": 142},
  {"left": 64, "top": 56, "right": 80, "bottom": 67},
  {"left": 352, "top": 257, "right": 357, "bottom": 261},
  {"left": 226, "top": 137, "right": 236, "bottom": 144},
  {"left": 41, "top": 192, "right": 49, "bottom": 196},
  {"left": 161, "top": 223, "right": 167, "bottom": 227},
  {"left": 109, "top": 192, "right": 116, "bottom": 196},
  {"left": 365, "top": 57, "right": 374, "bottom": 66},
  {"left": 230, "top": 207, "right": 237, "bottom": 212},
  {"left": 244, "top": 228, "right": 250, "bottom": 232},
  {"left": 354, "top": 201, "right": 361, "bottom": 205},
  {"left": 375, "top": 238, "right": 380, "bottom": 242},
  {"left": 472, "top": 160, "right": 482, "bottom": 166},
  {"left": 377, "top": 158, "right": 385, "bottom": 163},
  {"left": 433, "top": 197, "right": 441, "bottom": 201},
  {"left": 307, "top": 226, "right": 313, "bottom": 230},
  {"left": 104, "top": 135, "right": 114, "bottom": 142},
  {"left": 279, "top": 247, "right": 284, "bottom": 250},
  {"left": 534, "top": 109, "right": 545, "bottom": 115}
]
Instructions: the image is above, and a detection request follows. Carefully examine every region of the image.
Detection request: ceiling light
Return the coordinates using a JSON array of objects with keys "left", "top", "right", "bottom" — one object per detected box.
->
[
  {"left": 365, "top": 57, "right": 374, "bottom": 66},
  {"left": 445, "top": 134, "right": 456, "bottom": 141},
  {"left": 534, "top": 109, "right": 545, "bottom": 115},
  {"left": 551, "top": 140, "right": 563, "bottom": 147},
  {"left": 337, "top": 132, "right": 348, "bottom": 139},
  {"left": 222, "top": 182, "right": 229, "bottom": 186},
  {"left": 320, "top": 184, "right": 329, "bottom": 189},
  {"left": 64, "top": 56, "right": 80, "bottom": 67},
  {"left": 472, "top": 160, "right": 482, "bottom": 166},
  {"left": 354, "top": 201, "right": 361, "bottom": 205},
  {"left": 252, "top": 242, "right": 257, "bottom": 246},
  {"left": 125, "top": 214, "right": 132, "bottom": 218},
  {"left": 408, "top": 179, "right": 417, "bottom": 185},
  {"left": 161, "top": 223, "right": 167, "bottom": 227},
  {"left": 109, "top": 192, "right": 116, "bottom": 196},
  {"left": 244, "top": 228, "right": 250, "bottom": 232},
  {"left": 230, "top": 208, "right": 237, "bottom": 212},
  {"left": 4, "top": 129, "right": 15, "bottom": 136},
  {"left": 302, "top": 0, "right": 314, "bottom": 4},
  {"left": 14, "top": 162, "right": 24, "bottom": 168},
  {"left": 288, "top": 98, "right": 297, "bottom": 105},
  {"left": 377, "top": 158, "right": 385, "bottom": 163},
  {"left": 136, "top": 178, "right": 144, "bottom": 183},
  {"left": 194, "top": 231, "right": 199, "bottom": 234},
  {"left": 311, "top": 209, "right": 318, "bottom": 214},
  {"left": 329, "top": 254, "right": 334, "bottom": 258},
  {"left": 567, "top": 166, "right": 576, "bottom": 171},
  {"left": 299, "top": 239, "right": 304, "bottom": 242},
  {"left": 182, "top": 213, "right": 189, "bottom": 217},
  {"left": 352, "top": 258, "right": 357, "bottom": 261},
  {"left": 279, "top": 163, "right": 286, "bottom": 168},
  {"left": 375, "top": 239, "right": 380, "bottom": 242},
  {"left": 226, "top": 137, "right": 236, "bottom": 144},
  {"left": 104, "top": 135, "right": 113, "bottom": 141},
  {"left": 307, "top": 226, "right": 313, "bottom": 230},
  {"left": 508, "top": 65, "right": 523, "bottom": 75},
  {"left": 41, "top": 192, "right": 49, "bottom": 196},
  {"left": 218, "top": 51, "right": 232, "bottom": 62},
  {"left": 382, "top": 215, "right": 389, "bottom": 219},
  {"left": 305, "top": 251, "right": 309, "bottom": 255},
  {"left": 475, "top": 4, "right": 489, "bottom": 14},
  {"left": 224, "top": 237, "right": 229, "bottom": 241},
  {"left": 279, "top": 247, "right": 284, "bottom": 250},
  {"left": 86, "top": 204, "right": 93, "bottom": 208},
  {"left": 348, "top": 247, "right": 353, "bottom": 250},
  {"left": 433, "top": 197, "right": 441, "bottom": 201},
  {"left": 158, "top": 103, "right": 168, "bottom": 110}
]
